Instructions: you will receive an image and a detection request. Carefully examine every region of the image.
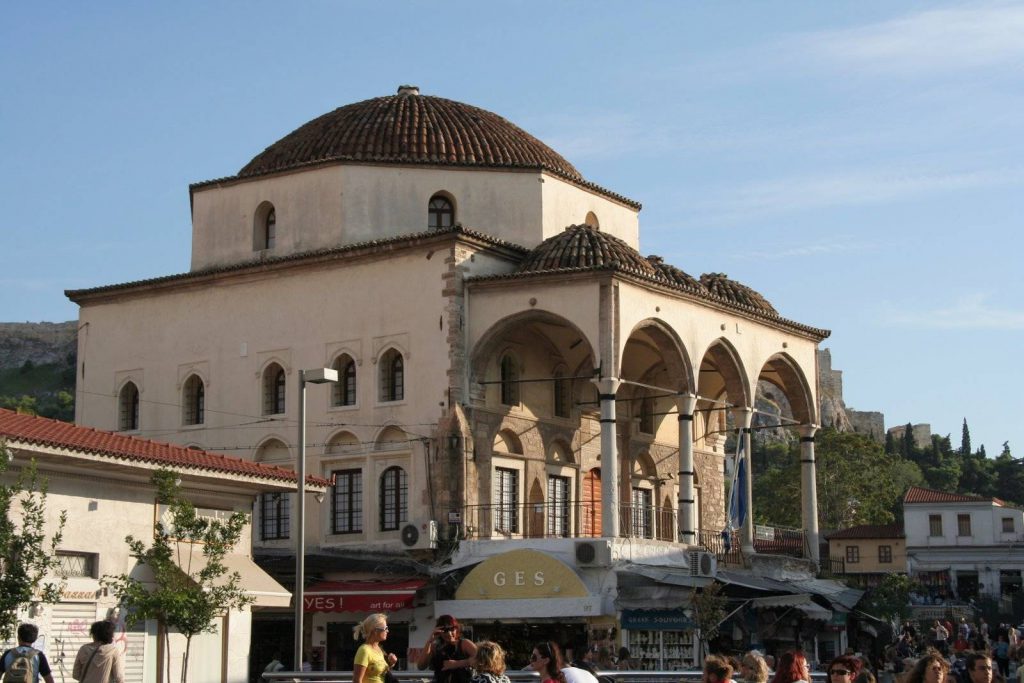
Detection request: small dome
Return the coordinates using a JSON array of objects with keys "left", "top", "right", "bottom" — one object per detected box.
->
[
  {"left": 239, "top": 86, "right": 582, "bottom": 180},
  {"left": 699, "top": 273, "right": 778, "bottom": 315},
  {"left": 647, "top": 255, "right": 706, "bottom": 293},
  {"left": 517, "top": 225, "right": 658, "bottom": 277}
]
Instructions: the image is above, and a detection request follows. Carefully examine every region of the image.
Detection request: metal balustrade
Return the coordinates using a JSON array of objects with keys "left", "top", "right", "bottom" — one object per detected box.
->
[{"left": 265, "top": 671, "right": 830, "bottom": 683}]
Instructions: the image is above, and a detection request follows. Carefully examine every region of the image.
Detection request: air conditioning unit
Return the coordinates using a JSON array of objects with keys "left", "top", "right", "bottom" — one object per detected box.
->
[
  {"left": 400, "top": 521, "right": 438, "bottom": 550},
  {"left": 688, "top": 550, "right": 716, "bottom": 577},
  {"left": 575, "top": 540, "right": 612, "bottom": 567}
]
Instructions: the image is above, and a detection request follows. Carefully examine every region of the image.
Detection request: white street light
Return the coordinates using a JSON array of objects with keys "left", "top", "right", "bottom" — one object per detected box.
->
[{"left": 295, "top": 367, "right": 337, "bottom": 670}]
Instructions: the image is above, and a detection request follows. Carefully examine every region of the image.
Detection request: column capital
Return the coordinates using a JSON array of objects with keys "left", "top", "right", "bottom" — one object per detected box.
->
[
  {"left": 731, "top": 405, "right": 754, "bottom": 429},
  {"left": 675, "top": 392, "right": 698, "bottom": 414},
  {"left": 592, "top": 376, "right": 621, "bottom": 395},
  {"left": 798, "top": 424, "right": 819, "bottom": 440}
]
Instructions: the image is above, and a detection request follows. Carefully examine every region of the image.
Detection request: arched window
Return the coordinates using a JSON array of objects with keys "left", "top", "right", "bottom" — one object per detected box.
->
[
  {"left": 331, "top": 354, "right": 357, "bottom": 406},
  {"left": 428, "top": 194, "right": 454, "bottom": 229},
  {"left": 584, "top": 211, "right": 600, "bottom": 229},
  {"left": 263, "top": 363, "right": 286, "bottom": 415},
  {"left": 118, "top": 381, "right": 139, "bottom": 431},
  {"left": 254, "top": 202, "right": 277, "bottom": 250},
  {"left": 500, "top": 354, "right": 520, "bottom": 406},
  {"left": 379, "top": 350, "right": 404, "bottom": 402},
  {"left": 379, "top": 466, "right": 407, "bottom": 531},
  {"left": 553, "top": 368, "right": 571, "bottom": 418},
  {"left": 182, "top": 375, "right": 205, "bottom": 425}
]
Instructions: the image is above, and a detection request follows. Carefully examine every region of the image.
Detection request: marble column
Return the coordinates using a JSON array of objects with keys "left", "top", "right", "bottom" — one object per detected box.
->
[
  {"left": 595, "top": 376, "right": 622, "bottom": 538},
  {"left": 676, "top": 393, "right": 698, "bottom": 545},
  {"left": 800, "top": 423, "right": 820, "bottom": 563},
  {"left": 733, "top": 406, "right": 755, "bottom": 555}
]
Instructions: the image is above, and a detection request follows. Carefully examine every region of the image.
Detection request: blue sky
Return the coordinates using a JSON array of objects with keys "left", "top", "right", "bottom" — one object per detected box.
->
[{"left": 2, "top": 2, "right": 1021, "bottom": 456}]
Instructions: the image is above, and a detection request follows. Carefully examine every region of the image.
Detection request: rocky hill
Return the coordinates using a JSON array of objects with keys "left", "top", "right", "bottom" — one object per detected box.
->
[{"left": 0, "top": 321, "right": 77, "bottom": 370}]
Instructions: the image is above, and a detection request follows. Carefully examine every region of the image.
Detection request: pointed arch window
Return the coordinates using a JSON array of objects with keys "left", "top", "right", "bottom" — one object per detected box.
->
[
  {"left": 500, "top": 354, "right": 520, "bottom": 406},
  {"left": 379, "top": 466, "right": 407, "bottom": 531},
  {"left": 182, "top": 375, "right": 205, "bottom": 425},
  {"left": 428, "top": 194, "right": 454, "bottom": 229},
  {"left": 331, "top": 355, "right": 357, "bottom": 406},
  {"left": 263, "top": 363, "right": 286, "bottom": 415},
  {"left": 379, "top": 349, "right": 404, "bottom": 402},
  {"left": 118, "top": 382, "right": 139, "bottom": 431}
]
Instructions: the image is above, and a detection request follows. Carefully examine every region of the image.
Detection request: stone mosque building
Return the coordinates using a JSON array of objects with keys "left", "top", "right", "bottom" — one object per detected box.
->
[{"left": 68, "top": 86, "right": 843, "bottom": 671}]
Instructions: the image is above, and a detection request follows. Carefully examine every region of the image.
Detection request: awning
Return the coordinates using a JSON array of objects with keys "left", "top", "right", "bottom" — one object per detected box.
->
[
  {"left": 174, "top": 547, "right": 291, "bottom": 607},
  {"left": 615, "top": 565, "right": 713, "bottom": 610},
  {"left": 749, "top": 594, "right": 832, "bottom": 621},
  {"left": 304, "top": 579, "right": 426, "bottom": 613}
]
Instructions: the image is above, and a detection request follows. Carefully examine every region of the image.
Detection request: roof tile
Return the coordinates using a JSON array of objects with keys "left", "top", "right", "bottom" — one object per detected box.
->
[{"left": 903, "top": 486, "right": 998, "bottom": 505}]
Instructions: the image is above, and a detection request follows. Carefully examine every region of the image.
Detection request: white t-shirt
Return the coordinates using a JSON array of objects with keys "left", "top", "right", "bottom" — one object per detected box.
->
[{"left": 563, "top": 667, "right": 600, "bottom": 683}]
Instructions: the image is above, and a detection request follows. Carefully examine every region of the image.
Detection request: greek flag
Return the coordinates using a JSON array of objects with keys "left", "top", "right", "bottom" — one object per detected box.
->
[{"left": 721, "top": 432, "right": 747, "bottom": 552}]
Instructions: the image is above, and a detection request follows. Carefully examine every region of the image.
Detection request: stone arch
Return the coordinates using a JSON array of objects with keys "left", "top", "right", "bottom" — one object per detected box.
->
[
  {"left": 375, "top": 425, "right": 409, "bottom": 451},
  {"left": 697, "top": 337, "right": 750, "bottom": 407},
  {"left": 622, "top": 318, "right": 695, "bottom": 392},
  {"left": 255, "top": 436, "right": 291, "bottom": 463},
  {"left": 757, "top": 352, "right": 816, "bottom": 425},
  {"left": 548, "top": 438, "right": 575, "bottom": 465},
  {"left": 527, "top": 478, "right": 545, "bottom": 538},
  {"left": 493, "top": 428, "right": 524, "bottom": 455},
  {"left": 325, "top": 430, "right": 361, "bottom": 455}
]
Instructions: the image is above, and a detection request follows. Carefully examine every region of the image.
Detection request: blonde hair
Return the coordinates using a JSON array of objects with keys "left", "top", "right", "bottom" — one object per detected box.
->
[
  {"left": 353, "top": 613, "right": 388, "bottom": 640},
  {"left": 473, "top": 641, "right": 507, "bottom": 676},
  {"left": 742, "top": 651, "right": 770, "bottom": 683}
]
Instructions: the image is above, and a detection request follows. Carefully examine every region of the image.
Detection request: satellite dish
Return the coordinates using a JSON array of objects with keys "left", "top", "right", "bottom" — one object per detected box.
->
[{"left": 401, "top": 523, "right": 419, "bottom": 547}]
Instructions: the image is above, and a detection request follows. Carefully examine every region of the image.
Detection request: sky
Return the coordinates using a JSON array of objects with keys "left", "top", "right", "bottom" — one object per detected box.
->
[{"left": 2, "top": 2, "right": 1021, "bottom": 456}]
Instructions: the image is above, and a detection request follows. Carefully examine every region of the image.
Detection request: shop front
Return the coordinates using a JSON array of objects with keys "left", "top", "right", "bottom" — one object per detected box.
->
[{"left": 433, "top": 549, "right": 608, "bottom": 668}]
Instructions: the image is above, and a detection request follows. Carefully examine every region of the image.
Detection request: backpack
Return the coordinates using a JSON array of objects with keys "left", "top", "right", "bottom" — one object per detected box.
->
[{"left": 2, "top": 647, "right": 38, "bottom": 683}]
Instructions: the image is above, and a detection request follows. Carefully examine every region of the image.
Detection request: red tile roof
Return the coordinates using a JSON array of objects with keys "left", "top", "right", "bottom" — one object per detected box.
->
[
  {"left": 827, "top": 523, "right": 904, "bottom": 539},
  {"left": 0, "top": 409, "right": 328, "bottom": 487},
  {"left": 903, "top": 486, "right": 997, "bottom": 505}
]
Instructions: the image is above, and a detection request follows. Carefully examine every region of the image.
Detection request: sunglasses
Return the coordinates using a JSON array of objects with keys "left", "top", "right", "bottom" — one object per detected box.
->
[
  {"left": 441, "top": 627, "right": 457, "bottom": 633},
  {"left": 830, "top": 671, "right": 851, "bottom": 677},
  {"left": 375, "top": 626, "right": 389, "bottom": 632}
]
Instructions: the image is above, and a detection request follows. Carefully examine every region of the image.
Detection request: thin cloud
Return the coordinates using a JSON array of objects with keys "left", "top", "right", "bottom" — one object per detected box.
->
[
  {"left": 803, "top": 2, "right": 1024, "bottom": 74},
  {"left": 729, "top": 240, "right": 876, "bottom": 261},
  {"left": 691, "top": 165, "right": 1024, "bottom": 223},
  {"left": 879, "top": 293, "right": 1024, "bottom": 330}
]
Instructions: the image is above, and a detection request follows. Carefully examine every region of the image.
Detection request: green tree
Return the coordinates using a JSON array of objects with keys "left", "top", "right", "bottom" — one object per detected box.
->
[
  {"left": 959, "top": 450, "right": 996, "bottom": 498},
  {"left": 104, "top": 471, "right": 253, "bottom": 683},
  {"left": 688, "top": 581, "right": 727, "bottom": 657},
  {"left": 0, "top": 446, "right": 67, "bottom": 641},
  {"left": 992, "top": 451, "right": 1024, "bottom": 506},
  {"left": 753, "top": 429, "right": 915, "bottom": 530},
  {"left": 861, "top": 574, "right": 914, "bottom": 622},
  {"left": 960, "top": 419, "right": 971, "bottom": 457}
]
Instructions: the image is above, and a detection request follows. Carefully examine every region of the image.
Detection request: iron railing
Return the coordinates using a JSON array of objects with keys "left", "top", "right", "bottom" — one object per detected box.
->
[{"left": 458, "top": 501, "right": 679, "bottom": 542}]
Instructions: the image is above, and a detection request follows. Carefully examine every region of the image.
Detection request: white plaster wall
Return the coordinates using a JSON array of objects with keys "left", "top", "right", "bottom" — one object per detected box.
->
[
  {"left": 540, "top": 175, "right": 640, "bottom": 248},
  {"left": 190, "top": 165, "right": 640, "bottom": 271},
  {"left": 904, "top": 502, "right": 1003, "bottom": 546},
  {"left": 76, "top": 250, "right": 452, "bottom": 546}
]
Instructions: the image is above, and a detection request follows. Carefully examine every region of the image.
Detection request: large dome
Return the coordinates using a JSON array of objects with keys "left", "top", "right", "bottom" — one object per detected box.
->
[{"left": 238, "top": 85, "right": 582, "bottom": 180}]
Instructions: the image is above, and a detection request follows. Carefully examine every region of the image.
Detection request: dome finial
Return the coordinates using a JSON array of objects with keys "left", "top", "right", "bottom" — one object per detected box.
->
[{"left": 397, "top": 84, "right": 420, "bottom": 96}]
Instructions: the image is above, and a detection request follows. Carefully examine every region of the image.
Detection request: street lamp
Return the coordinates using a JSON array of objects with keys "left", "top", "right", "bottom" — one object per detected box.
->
[{"left": 295, "top": 367, "right": 338, "bottom": 670}]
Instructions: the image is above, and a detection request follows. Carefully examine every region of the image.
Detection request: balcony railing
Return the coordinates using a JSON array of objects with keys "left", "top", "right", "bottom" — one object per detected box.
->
[{"left": 458, "top": 501, "right": 680, "bottom": 541}]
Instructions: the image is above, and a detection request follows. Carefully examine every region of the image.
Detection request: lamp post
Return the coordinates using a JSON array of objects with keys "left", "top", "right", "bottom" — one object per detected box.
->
[{"left": 295, "top": 367, "right": 338, "bottom": 670}]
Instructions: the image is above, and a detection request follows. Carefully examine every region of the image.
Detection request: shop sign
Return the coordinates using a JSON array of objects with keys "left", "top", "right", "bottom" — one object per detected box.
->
[
  {"left": 621, "top": 609, "right": 695, "bottom": 631},
  {"left": 455, "top": 549, "right": 589, "bottom": 600},
  {"left": 304, "top": 593, "right": 415, "bottom": 613},
  {"left": 828, "top": 611, "right": 847, "bottom": 630}
]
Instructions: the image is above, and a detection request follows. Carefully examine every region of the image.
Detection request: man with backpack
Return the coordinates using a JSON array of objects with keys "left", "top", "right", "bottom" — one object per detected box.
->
[{"left": 1, "top": 623, "right": 56, "bottom": 683}]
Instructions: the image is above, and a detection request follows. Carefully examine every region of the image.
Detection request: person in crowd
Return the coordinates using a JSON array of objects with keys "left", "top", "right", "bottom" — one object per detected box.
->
[
  {"left": 595, "top": 648, "right": 615, "bottom": 671},
  {"left": 994, "top": 635, "right": 1011, "bottom": 678},
  {"left": 72, "top": 620, "right": 124, "bottom": 683},
  {"left": 933, "top": 621, "right": 951, "bottom": 656},
  {"left": 740, "top": 651, "right": 770, "bottom": 683},
  {"left": 1, "top": 623, "right": 56, "bottom": 683},
  {"left": 765, "top": 655, "right": 777, "bottom": 672},
  {"left": 529, "top": 642, "right": 566, "bottom": 683},
  {"left": 826, "top": 654, "right": 862, "bottom": 683},
  {"left": 471, "top": 641, "right": 510, "bottom": 683},
  {"left": 417, "top": 615, "right": 477, "bottom": 683},
  {"left": 264, "top": 651, "right": 285, "bottom": 673},
  {"left": 903, "top": 651, "right": 949, "bottom": 683},
  {"left": 616, "top": 648, "right": 633, "bottom": 671},
  {"left": 562, "top": 658, "right": 599, "bottom": 683},
  {"left": 352, "top": 613, "right": 398, "bottom": 683},
  {"left": 704, "top": 655, "right": 735, "bottom": 683},
  {"left": 967, "top": 652, "right": 995, "bottom": 683},
  {"left": 770, "top": 651, "right": 811, "bottom": 683},
  {"left": 567, "top": 643, "right": 597, "bottom": 676}
]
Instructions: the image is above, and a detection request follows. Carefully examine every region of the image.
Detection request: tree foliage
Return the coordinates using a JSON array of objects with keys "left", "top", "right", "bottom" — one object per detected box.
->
[
  {"left": 689, "top": 581, "right": 728, "bottom": 655},
  {"left": 0, "top": 446, "right": 67, "bottom": 642},
  {"left": 861, "top": 574, "right": 914, "bottom": 622},
  {"left": 103, "top": 471, "right": 253, "bottom": 683},
  {"left": 753, "top": 429, "right": 921, "bottom": 529}
]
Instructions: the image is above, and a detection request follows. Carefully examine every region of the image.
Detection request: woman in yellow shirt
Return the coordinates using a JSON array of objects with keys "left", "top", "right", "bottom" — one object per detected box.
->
[{"left": 353, "top": 613, "right": 398, "bottom": 683}]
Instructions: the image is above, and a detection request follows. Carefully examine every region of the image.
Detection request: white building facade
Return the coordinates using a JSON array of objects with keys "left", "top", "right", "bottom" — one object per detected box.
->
[
  {"left": 903, "top": 486, "right": 1024, "bottom": 603},
  {"left": 0, "top": 408, "right": 314, "bottom": 683},
  {"left": 66, "top": 86, "right": 833, "bottom": 668}
]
